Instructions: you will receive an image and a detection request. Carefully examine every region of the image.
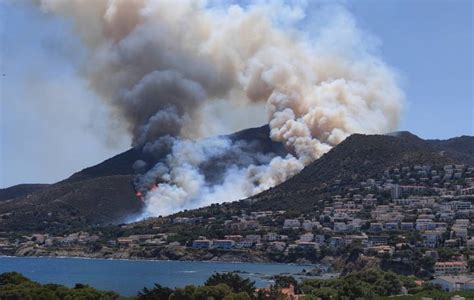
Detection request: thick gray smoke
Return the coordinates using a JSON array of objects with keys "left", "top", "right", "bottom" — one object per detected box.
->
[{"left": 38, "top": 0, "right": 404, "bottom": 217}]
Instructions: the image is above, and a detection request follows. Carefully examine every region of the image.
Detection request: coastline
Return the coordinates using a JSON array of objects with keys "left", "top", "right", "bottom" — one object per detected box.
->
[
  {"left": 5, "top": 243, "right": 322, "bottom": 265},
  {"left": 0, "top": 253, "right": 318, "bottom": 267},
  {"left": 0, "top": 256, "right": 339, "bottom": 297},
  {"left": 1, "top": 254, "right": 340, "bottom": 283},
  {"left": 0, "top": 255, "right": 339, "bottom": 286}
]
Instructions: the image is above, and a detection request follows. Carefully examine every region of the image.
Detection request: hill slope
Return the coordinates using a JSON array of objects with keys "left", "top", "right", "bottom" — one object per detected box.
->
[
  {"left": 427, "top": 136, "right": 474, "bottom": 165},
  {"left": 0, "top": 176, "right": 141, "bottom": 233},
  {"left": 0, "top": 184, "right": 50, "bottom": 202},
  {"left": 1, "top": 126, "right": 472, "bottom": 233},
  {"left": 66, "top": 125, "right": 286, "bottom": 183},
  {"left": 220, "top": 131, "right": 472, "bottom": 213},
  {"left": 0, "top": 125, "right": 286, "bottom": 233}
]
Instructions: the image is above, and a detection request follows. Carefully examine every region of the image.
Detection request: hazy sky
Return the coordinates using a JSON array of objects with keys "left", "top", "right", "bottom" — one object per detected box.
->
[{"left": 1, "top": 0, "right": 473, "bottom": 187}]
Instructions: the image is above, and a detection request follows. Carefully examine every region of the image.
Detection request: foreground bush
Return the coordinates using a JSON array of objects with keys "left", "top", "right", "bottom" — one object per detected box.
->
[
  {"left": 0, "top": 269, "right": 465, "bottom": 300},
  {"left": 0, "top": 272, "right": 121, "bottom": 300}
]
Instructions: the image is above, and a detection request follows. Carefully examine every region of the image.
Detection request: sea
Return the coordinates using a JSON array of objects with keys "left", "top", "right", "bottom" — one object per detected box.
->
[{"left": 0, "top": 256, "right": 328, "bottom": 296}]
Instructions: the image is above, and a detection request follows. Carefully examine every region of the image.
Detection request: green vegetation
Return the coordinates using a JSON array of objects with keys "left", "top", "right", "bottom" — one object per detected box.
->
[
  {"left": 2, "top": 269, "right": 473, "bottom": 300},
  {"left": 137, "top": 272, "right": 256, "bottom": 300},
  {"left": 204, "top": 272, "right": 256, "bottom": 295},
  {"left": 375, "top": 290, "right": 474, "bottom": 300},
  {"left": 0, "top": 272, "right": 122, "bottom": 300},
  {"left": 299, "top": 269, "right": 417, "bottom": 299}
]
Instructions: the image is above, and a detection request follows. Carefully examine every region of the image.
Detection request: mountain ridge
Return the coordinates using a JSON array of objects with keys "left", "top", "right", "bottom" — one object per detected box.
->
[
  {"left": 0, "top": 184, "right": 50, "bottom": 202},
  {"left": 0, "top": 126, "right": 472, "bottom": 233},
  {"left": 234, "top": 132, "right": 463, "bottom": 213},
  {"left": 0, "top": 125, "right": 285, "bottom": 232}
]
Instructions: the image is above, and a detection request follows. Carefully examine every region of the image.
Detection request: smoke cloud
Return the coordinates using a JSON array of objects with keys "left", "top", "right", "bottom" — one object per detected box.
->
[{"left": 38, "top": 0, "right": 403, "bottom": 217}]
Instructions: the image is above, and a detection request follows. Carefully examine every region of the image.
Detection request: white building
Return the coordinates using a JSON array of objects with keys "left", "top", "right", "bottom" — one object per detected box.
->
[
  {"left": 466, "top": 238, "right": 474, "bottom": 250},
  {"left": 422, "top": 231, "right": 442, "bottom": 248},
  {"left": 314, "top": 235, "right": 325, "bottom": 244},
  {"left": 302, "top": 220, "right": 320, "bottom": 231},
  {"left": 432, "top": 276, "right": 474, "bottom": 292},
  {"left": 235, "top": 240, "right": 253, "bottom": 248},
  {"left": 370, "top": 223, "right": 384, "bottom": 231},
  {"left": 451, "top": 202, "right": 472, "bottom": 211},
  {"left": 263, "top": 233, "right": 288, "bottom": 241},
  {"left": 192, "top": 239, "right": 212, "bottom": 249},
  {"left": 452, "top": 227, "right": 469, "bottom": 239},
  {"left": 416, "top": 219, "right": 435, "bottom": 231},
  {"left": 299, "top": 233, "right": 314, "bottom": 243},
  {"left": 334, "top": 222, "right": 351, "bottom": 232},
  {"left": 435, "top": 261, "right": 467, "bottom": 275},
  {"left": 245, "top": 235, "right": 261, "bottom": 243},
  {"left": 283, "top": 219, "right": 301, "bottom": 229},
  {"left": 400, "top": 222, "right": 414, "bottom": 230},
  {"left": 212, "top": 240, "right": 235, "bottom": 249},
  {"left": 391, "top": 184, "right": 402, "bottom": 199},
  {"left": 296, "top": 241, "right": 319, "bottom": 250},
  {"left": 385, "top": 223, "right": 399, "bottom": 231}
]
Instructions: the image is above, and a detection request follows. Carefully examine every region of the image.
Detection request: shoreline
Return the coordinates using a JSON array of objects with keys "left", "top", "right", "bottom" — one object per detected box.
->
[
  {"left": 0, "top": 254, "right": 318, "bottom": 267},
  {"left": 5, "top": 243, "right": 322, "bottom": 265},
  {"left": 0, "top": 256, "right": 340, "bottom": 297},
  {"left": 0, "top": 255, "right": 340, "bottom": 287}
]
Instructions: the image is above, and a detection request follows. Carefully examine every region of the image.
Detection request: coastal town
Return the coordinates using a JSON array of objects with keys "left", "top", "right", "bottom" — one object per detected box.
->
[
  {"left": 1, "top": 163, "right": 474, "bottom": 292},
  {"left": 1, "top": 0, "right": 472, "bottom": 297}
]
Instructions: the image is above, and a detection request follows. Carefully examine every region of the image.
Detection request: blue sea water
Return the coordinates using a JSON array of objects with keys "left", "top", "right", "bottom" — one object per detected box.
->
[{"left": 0, "top": 257, "right": 312, "bottom": 296}]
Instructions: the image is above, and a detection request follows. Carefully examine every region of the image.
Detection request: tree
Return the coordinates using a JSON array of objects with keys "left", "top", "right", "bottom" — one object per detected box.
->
[
  {"left": 437, "top": 248, "right": 456, "bottom": 261},
  {"left": 310, "top": 287, "right": 337, "bottom": 300},
  {"left": 43, "top": 284, "right": 70, "bottom": 299},
  {"left": 0, "top": 272, "right": 31, "bottom": 286},
  {"left": 299, "top": 295, "right": 318, "bottom": 300},
  {"left": 335, "top": 278, "right": 375, "bottom": 299},
  {"left": 255, "top": 286, "right": 286, "bottom": 300},
  {"left": 64, "top": 287, "right": 114, "bottom": 300},
  {"left": 223, "top": 292, "right": 251, "bottom": 300},
  {"left": 419, "top": 256, "right": 436, "bottom": 273},
  {"left": 273, "top": 275, "right": 298, "bottom": 289},
  {"left": 0, "top": 272, "right": 119, "bottom": 300},
  {"left": 193, "top": 283, "right": 233, "bottom": 300},
  {"left": 169, "top": 285, "right": 196, "bottom": 300},
  {"left": 138, "top": 283, "right": 173, "bottom": 300},
  {"left": 468, "top": 260, "right": 474, "bottom": 272},
  {"left": 374, "top": 272, "right": 402, "bottom": 296},
  {"left": 205, "top": 272, "right": 255, "bottom": 295}
]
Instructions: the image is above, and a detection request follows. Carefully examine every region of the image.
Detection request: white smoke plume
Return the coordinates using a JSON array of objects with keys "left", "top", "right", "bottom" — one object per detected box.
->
[{"left": 37, "top": 0, "right": 403, "bottom": 217}]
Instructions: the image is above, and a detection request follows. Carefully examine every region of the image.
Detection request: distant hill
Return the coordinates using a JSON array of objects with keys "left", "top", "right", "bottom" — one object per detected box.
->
[
  {"left": 0, "top": 184, "right": 50, "bottom": 202},
  {"left": 0, "top": 125, "right": 285, "bottom": 233},
  {"left": 66, "top": 148, "right": 147, "bottom": 182},
  {"left": 66, "top": 125, "right": 286, "bottom": 183},
  {"left": 0, "top": 175, "right": 141, "bottom": 233},
  {"left": 217, "top": 131, "right": 473, "bottom": 213},
  {"left": 427, "top": 136, "right": 474, "bottom": 165}
]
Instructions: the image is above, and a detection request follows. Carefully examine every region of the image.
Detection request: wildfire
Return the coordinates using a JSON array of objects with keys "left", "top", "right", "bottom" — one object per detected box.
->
[
  {"left": 135, "top": 184, "right": 159, "bottom": 202},
  {"left": 135, "top": 191, "right": 144, "bottom": 202}
]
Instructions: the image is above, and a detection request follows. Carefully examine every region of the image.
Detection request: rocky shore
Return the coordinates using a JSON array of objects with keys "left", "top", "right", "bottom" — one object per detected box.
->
[{"left": 10, "top": 244, "right": 275, "bottom": 263}]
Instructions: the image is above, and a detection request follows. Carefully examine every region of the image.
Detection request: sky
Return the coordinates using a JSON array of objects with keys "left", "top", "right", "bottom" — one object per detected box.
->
[{"left": 0, "top": 0, "right": 473, "bottom": 188}]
